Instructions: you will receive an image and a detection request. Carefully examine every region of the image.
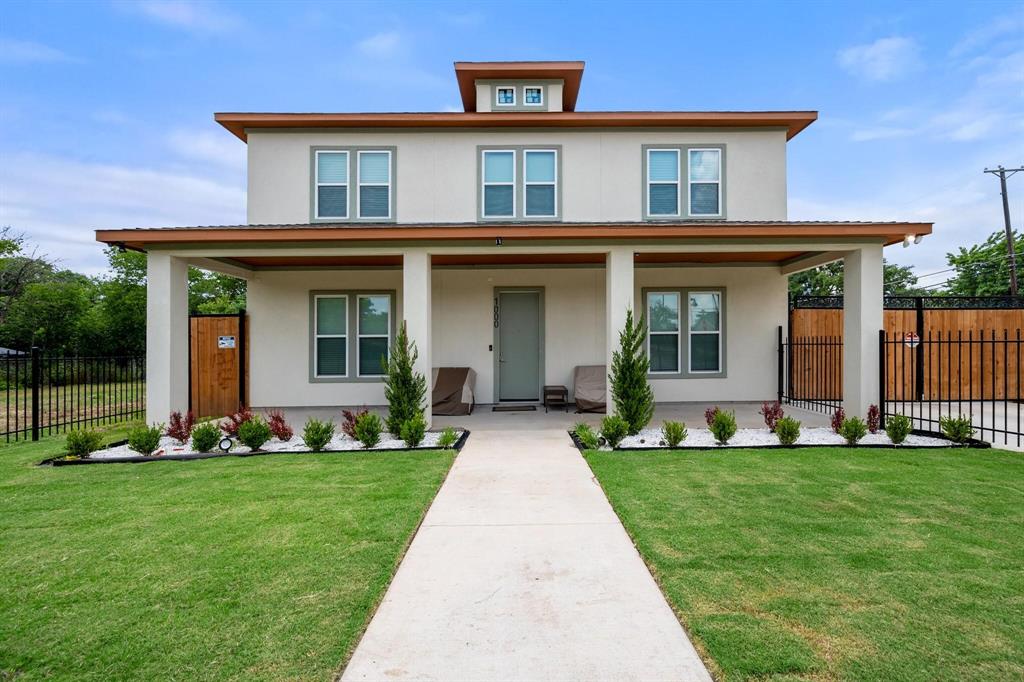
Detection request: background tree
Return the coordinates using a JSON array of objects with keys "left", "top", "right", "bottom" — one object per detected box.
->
[
  {"left": 944, "top": 229, "right": 1024, "bottom": 296},
  {"left": 788, "top": 259, "right": 923, "bottom": 296}
]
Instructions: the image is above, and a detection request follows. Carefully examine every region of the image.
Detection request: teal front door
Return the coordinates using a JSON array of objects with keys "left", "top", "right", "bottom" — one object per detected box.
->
[{"left": 497, "top": 290, "right": 541, "bottom": 401}]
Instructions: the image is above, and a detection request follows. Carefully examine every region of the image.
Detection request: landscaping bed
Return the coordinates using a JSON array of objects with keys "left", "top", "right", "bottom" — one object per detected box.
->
[
  {"left": 42, "top": 429, "right": 469, "bottom": 465},
  {"left": 569, "top": 426, "right": 975, "bottom": 452}
]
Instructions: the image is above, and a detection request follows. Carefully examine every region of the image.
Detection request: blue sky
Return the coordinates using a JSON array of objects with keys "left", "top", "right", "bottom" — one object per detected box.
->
[{"left": 1, "top": 0, "right": 1021, "bottom": 286}]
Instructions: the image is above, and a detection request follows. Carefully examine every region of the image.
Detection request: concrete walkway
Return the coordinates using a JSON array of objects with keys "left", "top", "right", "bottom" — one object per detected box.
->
[{"left": 341, "top": 418, "right": 712, "bottom": 681}]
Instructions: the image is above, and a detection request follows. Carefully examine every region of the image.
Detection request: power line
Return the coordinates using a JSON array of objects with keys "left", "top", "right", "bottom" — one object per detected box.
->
[{"left": 983, "top": 165, "right": 1024, "bottom": 296}]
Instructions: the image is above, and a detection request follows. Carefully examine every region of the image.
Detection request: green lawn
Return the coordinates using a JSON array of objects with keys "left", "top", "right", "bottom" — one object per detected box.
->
[
  {"left": 585, "top": 447, "right": 1024, "bottom": 681},
  {"left": 0, "top": 430, "right": 454, "bottom": 681}
]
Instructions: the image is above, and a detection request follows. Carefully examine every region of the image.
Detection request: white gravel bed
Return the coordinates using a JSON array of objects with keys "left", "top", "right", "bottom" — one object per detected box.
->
[
  {"left": 88, "top": 430, "right": 463, "bottom": 459},
  {"left": 611, "top": 426, "right": 951, "bottom": 449}
]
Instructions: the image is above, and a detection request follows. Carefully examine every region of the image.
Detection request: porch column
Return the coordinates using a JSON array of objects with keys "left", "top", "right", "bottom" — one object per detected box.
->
[
  {"left": 146, "top": 252, "right": 189, "bottom": 425},
  {"left": 842, "top": 244, "right": 884, "bottom": 417},
  {"left": 403, "top": 250, "right": 433, "bottom": 427},
  {"left": 606, "top": 246, "right": 635, "bottom": 414}
]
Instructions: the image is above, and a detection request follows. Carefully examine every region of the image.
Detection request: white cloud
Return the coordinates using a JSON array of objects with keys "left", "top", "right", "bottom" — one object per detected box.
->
[
  {"left": 838, "top": 36, "right": 922, "bottom": 82},
  {"left": 125, "top": 0, "right": 242, "bottom": 34},
  {"left": 0, "top": 153, "right": 245, "bottom": 275},
  {"left": 167, "top": 128, "right": 245, "bottom": 172},
  {"left": 356, "top": 30, "right": 402, "bottom": 58},
  {"left": 951, "top": 13, "right": 1024, "bottom": 57},
  {"left": 0, "top": 37, "right": 75, "bottom": 63}
]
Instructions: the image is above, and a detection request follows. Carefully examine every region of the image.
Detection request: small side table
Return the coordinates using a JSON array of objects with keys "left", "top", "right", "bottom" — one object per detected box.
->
[{"left": 544, "top": 385, "right": 569, "bottom": 413}]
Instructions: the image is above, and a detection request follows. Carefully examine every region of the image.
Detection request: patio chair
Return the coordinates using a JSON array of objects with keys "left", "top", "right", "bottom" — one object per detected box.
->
[
  {"left": 573, "top": 365, "right": 606, "bottom": 413},
  {"left": 432, "top": 367, "right": 476, "bottom": 416}
]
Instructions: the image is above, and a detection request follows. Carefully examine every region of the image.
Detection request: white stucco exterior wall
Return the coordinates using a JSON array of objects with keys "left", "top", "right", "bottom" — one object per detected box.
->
[
  {"left": 243, "top": 264, "right": 787, "bottom": 409},
  {"left": 246, "top": 129, "right": 788, "bottom": 225}
]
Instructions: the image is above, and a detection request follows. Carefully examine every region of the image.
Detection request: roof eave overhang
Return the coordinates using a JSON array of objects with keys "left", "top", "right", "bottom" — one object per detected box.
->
[
  {"left": 97, "top": 222, "right": 932, "bottom": 251},
  {"left": 214, "top": 111, "right": 818, "bottom": 142}
]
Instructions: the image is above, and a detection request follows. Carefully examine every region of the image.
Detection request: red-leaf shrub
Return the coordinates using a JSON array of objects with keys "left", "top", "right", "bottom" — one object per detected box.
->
[
  {"left": 222, "top": 406, "right": 254, "bottom": 437},
  {"left": 759, "top": 401, "right": 784, "bottom": 432},
  {"left": 830, "top": 407, "right": 846, "bottom": 434},
  {"left": 166, "top": 410, "right": 195, "bottom": 445},
  {"left": 704, "top": 406, "right": 720, "bottom": 428},
  {"left": 342, "top": 408, "right": 369, "bottom": 439},
  {"left": 866, "top": 404, "right": 880, "bottom": 434},
  {"left": 267, "top": 410, "right": 294, "bottom": 441}
]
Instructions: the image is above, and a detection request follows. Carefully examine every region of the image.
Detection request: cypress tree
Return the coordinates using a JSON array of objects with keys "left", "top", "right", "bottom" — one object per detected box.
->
[
  {"left": 609, "top": 308, "right": 655, "bottom": 435},
  {"left": 383, "top": 322, "right": 427, "bottom": 435}
]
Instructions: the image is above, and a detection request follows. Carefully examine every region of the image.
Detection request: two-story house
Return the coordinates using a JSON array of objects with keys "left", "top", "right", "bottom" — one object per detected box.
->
[{"left": 96, "top": 61, "right": 931, "bottom": 426}]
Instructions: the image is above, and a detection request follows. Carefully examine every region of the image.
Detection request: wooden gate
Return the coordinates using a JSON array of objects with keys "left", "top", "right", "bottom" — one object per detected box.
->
[{"left": 189, "top": 312, "right": 248, "bottom": 419}]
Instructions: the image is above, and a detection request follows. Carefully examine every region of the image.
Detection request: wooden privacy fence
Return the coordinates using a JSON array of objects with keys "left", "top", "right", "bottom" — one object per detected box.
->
[
  {"left": 787, "top": 296, "right": 1024, "bottom": 401},
  {"left": 189, "top": 311, "right": 248, "bottom": 419}
]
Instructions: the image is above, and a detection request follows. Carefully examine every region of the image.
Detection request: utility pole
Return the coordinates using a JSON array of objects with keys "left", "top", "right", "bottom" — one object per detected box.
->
[{"left": 984, "top": 165, "right": 1023, "bottom": 296}]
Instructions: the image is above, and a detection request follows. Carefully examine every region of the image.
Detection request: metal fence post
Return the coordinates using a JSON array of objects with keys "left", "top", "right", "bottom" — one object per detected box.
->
[
  {"left": 878, "top": 330, "right": 886, "bottom": 428},
  {"left": 777, "top": 325, "right": 784, "bottom": 403},
  {"left": 31, "top": 347, "right": 41, "bottom": 441}
]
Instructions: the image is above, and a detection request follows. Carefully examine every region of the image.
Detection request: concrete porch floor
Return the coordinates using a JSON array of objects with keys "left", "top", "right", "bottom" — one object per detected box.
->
[{"left": 274, "top": 401, "right": 833, "bottom": 433}]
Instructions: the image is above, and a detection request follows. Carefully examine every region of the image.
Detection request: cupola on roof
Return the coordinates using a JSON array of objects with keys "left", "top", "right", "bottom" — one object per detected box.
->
[{"left": 454, "top": 61, "right": 585, "bottom": 112}]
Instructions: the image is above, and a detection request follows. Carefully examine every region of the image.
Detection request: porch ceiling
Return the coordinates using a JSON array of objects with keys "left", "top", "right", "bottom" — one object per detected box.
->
[{"left": 217, "top": 250, "right": 813, "bottom": 270}]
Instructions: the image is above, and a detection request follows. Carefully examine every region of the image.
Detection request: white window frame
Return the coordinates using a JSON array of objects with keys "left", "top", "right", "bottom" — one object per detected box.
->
[
  {"left": 314, "top": 294, "right": 348, "bottom": 378},
  {"left": 495, "top": 86, "right": 516, "bottom": 107},
  {"left": 523, "top": 149, "right": 557, "bottom": 218},
  {"left": 523, "top": 86, "right": 543, "bottom": 106},
  {"left": 356, "top": 294, "right": 392, "bottom": 378},
  {"left": 357, "top": 150, "right": 392, "bottom": 220},
  {"left": 647, "top": 291, "right": 681, "bottom": 375},
  {"left": 481, "top": 149, "right": 516, "bottom": 218},
  {"left": 687, "top": 148, "right": 722, "bottom": 218},
  {"left": 314, "top": 150, "right": 349, "bottom": 220},
  {"left": 687, "top": 290, "right": 722, "bottom": 374},
  {"left": 646, "top": 148, "right": 681, "bottom": 218}
]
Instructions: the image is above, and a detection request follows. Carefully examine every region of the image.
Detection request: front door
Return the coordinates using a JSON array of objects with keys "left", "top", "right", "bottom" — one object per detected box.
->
[{"left": 497, "top": 290, "right": 541, "bottom": 401}]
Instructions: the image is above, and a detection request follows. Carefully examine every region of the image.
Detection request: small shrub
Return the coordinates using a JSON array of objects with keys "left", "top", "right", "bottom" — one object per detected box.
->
[
  {"left": 573, "top": 423, "right": 599, "bottom": 450},
  {"left": 866, "top": 404, "right": 881, "bottom": 434},
  {"left": 759, "top": 401, "right": 784, "bottom": 432},
  {"left": 66, "top": 429, "right": 103, "bottom": 458},
  {"left": 302, "top": 418, "right": 335, "bottom": 452},
  {"left": 267, "top": 410, "right": 294, "bottom": 441},
  {"left": 341, "top": 408, "right": 369, "bottom": 439},
  {"left": 128, "top": 424, "right": 163, "bottom": 456},
  {"left": 839, "top": 416, "right": 868, "bottom": 445},
  {"left": 940, "top": 415, "right": 975, "bottom": 445},
  {"left": 437, "top": 426, "right": 459, "bottom": 449},
  {"left": 384, "top": 322, "right": 427, "bottom": 435},
  {"left": 609, "top": 309, "right": 655, "bottom": 435},
  {"left": 830, "top": 407, "right": 846, "bottom": 434},
  {"left": 885, "top": 414, "right": 912, "bottom": 445},
  {"left": 400, "top": 412, "right": 427, "bottom": 447},
  {"left": 775, "top": 416, "right": 801, "bottom": 446},
  {"left": 600, "top": 414, "right": 629, "bottom": 448},
  {"left": 166, "top": 410, "right": 195, "bottom": 444},
  {"left": 190, "top": 421, "right": 221, "bottom": 452},
  {"left": 238, "top": 416, "right": 272, "bottom": 451},
  {"left": 662, "top": 420, "right": 688, "bottom": 447},
  {"left": 222, "top": 406, "right": 254, "bottom": 437},
  {"left": 710, "top": 409, "right": 737, "bottom": 445},
  {"left": 354, "top": 412, "right": 384, "bottom": 448},
  {"left": 704, "top": 406, "right": 720, "bottom": 427}
]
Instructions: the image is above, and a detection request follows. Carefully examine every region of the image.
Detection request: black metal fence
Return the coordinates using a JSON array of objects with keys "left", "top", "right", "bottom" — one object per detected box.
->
[
  {"left": 777, "top": 326, "right": 843, "bottom": 415},
  {"left": 881, "top": 329, "right": 1023, "bottom": 447},
  {"left": 2, "top": 349, "right": 146, "bottom": 442}
]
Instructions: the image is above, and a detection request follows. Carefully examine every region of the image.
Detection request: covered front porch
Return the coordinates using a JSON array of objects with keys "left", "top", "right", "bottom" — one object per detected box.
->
[{"left": 136, "top": 234, "right": 891, "bottom": 428}]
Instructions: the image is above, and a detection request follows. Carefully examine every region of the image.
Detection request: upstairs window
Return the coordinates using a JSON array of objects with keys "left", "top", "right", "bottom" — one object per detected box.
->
[
  {"left": 524, "top": 87, "right": 543, "bottom": 105},
  {"left": 524, "top": 150, "right": 556, "bottom": 217},
  {"left": 315, "top": 151, "right": 348, "bottom": 219},
  {"left": 496, "top": 87, "right": 516, "bottom": 106},
  {"left": 647, "top": 149, "right": 680, "bottom": 217},
  {"left": 689, "top": 149, "right": 721, "bottom": 216},
  {"left": 482, "top": 150, "right": 515, "bottom": 217},
  {"left": 358, "top": 151, "right": 392, "bottom": 219}
]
